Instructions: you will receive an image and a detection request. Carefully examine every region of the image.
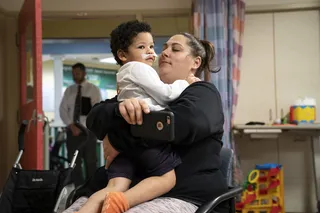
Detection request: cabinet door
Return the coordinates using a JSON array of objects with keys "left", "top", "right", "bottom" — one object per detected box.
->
[
  {"left": 277, "top": 135, "right": 316, "bottom": 212},
  {"left": 274, "top": 10, "right": 320, "bottom": 120},
  {"left": 234, "top": 13, "right": 276, "bottom": 124},
  {"left": 235, "top": 135, "right": 279, "bottom": 178}
]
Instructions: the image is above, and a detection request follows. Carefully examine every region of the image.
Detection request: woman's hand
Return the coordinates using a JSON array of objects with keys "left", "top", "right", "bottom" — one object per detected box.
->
[
  {"left": 119, "top": 98, "right": 150, "bottom": 125},
  {"left": 103, "top": 136, "right": 119, "bottom": 168}
]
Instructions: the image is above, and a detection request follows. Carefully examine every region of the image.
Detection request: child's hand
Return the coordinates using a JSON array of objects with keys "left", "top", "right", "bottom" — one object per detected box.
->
[{"left": 186, "top": 74, "right": 201, "bottom": 84}]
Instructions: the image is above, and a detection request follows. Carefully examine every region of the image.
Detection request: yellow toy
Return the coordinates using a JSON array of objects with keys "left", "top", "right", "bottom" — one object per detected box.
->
[{"left": 236, "top": 164, "right": 285, "bottom": 213}]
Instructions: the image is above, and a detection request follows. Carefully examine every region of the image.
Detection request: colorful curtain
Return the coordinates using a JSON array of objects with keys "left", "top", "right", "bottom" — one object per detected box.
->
[{"left": 192, "top": 0, "right": 245, "bottom": 185}]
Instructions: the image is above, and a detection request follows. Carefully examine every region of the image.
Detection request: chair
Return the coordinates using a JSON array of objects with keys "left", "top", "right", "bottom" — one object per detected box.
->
[
  {"left": 66, "top": 148, "right": 243, "bottom": 213},
  {"left": 195, "top": 147, "right": 243, "bottom": 213},
  {"left": 0, "top": 121, "right": 87, "bottom": 213}
]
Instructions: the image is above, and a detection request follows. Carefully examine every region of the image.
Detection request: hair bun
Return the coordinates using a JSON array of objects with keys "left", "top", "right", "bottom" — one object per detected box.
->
[
  {"left": 210, "top": 66, "right": 221, "bottom": 73},
  {"left": 200, "top": 40, "right": 221, "bottom": 73},
  {"left": 200, "top": 40, "right": 215, "bottom": 61}
]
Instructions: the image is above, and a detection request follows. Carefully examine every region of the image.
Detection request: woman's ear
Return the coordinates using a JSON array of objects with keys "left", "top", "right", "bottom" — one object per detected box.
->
[
  {"left": 117, "top": 50, "right": 127, "bottom": 63},
  {"left": 192, "top": 56, "right": 201, "bottom": 70}
]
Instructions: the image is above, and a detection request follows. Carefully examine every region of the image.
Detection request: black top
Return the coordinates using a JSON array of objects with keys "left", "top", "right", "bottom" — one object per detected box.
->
[{"left": 86, "top": 81, "right": 227, "bottom": 205}]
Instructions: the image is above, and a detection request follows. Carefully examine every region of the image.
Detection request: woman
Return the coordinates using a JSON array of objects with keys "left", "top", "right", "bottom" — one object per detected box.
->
[{"left": 70, "top": 32, "right": 228, "bottom": 213}]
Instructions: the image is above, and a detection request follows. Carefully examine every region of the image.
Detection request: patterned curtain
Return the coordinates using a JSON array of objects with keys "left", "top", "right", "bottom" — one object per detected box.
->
[{"left": 192, "top": 0, "right": 245, "bottom": 185}]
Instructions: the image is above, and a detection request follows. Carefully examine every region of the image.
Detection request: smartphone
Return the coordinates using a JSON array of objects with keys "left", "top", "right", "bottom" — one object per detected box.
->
[{"left": 130, "top": 111, "right": 175, "bottom": 141}]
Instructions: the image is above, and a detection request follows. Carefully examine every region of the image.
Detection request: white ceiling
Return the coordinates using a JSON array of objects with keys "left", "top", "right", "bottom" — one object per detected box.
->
[{"left": 0, "top": 0, "right": 319, "bottom": 13}]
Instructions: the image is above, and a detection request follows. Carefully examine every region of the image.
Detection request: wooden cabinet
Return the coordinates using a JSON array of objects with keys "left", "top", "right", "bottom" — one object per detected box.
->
[
  {"left": 235, "top": 13, "right": 276, "bottom": 124},
  {"left": 235, "top": 10, "right": 320, "bottom": 124},
  {"left": 235, "top": 10, "right": 320, "bottom": 213},
  {"left": 143, "top": 16, "right": 190, "bottom": 36},
  {"left": 235, "top": 10, "right": 320, "bottom": 212},
  {"left": 274, "top": 11, "right": 320, "bottom": 120},
  {"left": 236, "top": 133, "right": 317, "bottom": 212},
  {"left": 277, "top": 135, "right": 316, "bottom": 212},
  {"left": 235, "top": 134, "right": 279, "bottom": 176}
]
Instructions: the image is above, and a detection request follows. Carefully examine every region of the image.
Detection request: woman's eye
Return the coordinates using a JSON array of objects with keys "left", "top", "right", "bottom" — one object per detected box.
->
[{"left": 162, "top": 45, "right": 168, "bottom": 51}]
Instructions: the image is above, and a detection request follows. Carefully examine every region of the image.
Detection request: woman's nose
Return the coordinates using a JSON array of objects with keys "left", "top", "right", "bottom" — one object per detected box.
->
[{"left": 161, "top": 49, "right": 169, "bottom": 57}]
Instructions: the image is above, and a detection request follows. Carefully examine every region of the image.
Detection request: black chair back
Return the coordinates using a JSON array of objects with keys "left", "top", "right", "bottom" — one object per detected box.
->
[{"left": 219, "top": 147, "right": 234, "bottom": 187}]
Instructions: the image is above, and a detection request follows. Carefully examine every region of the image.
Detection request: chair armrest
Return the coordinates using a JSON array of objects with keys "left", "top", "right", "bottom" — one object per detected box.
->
[
  {"left": 65, "top": 184, "right": 85, "bottom": 208},
  {"left": 195, "top": 186, "right": 243, "bottom": 213}
]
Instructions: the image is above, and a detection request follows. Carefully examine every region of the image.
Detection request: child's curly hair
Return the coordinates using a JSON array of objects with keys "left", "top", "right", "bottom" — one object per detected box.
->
[{"left": 110, "top": 20, "right": 152, "bottom": 66}]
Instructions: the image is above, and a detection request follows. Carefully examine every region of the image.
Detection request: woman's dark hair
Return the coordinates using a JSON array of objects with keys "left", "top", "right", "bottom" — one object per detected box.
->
[
  {"left": 110, "top": 20, "right": 152, "bottom": 65},
  {"left": 180, "top": 33, "right": 217, "bottom": 82}
]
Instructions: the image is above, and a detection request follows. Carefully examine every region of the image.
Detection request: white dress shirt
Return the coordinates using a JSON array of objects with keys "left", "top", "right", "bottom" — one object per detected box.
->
[
  {"left": 59, "top": 80, "right": 102, "bottom": 127},
  {"left": 117, "top": 61, "right": 189, "bottom": 111}
]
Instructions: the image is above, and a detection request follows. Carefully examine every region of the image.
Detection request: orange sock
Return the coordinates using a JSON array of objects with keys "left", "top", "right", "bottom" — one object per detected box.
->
[{"left": 101, "top": 192, "right": 129, "bottom": 213}]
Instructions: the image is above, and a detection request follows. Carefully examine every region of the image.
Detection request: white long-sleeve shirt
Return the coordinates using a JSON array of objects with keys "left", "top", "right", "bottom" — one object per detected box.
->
[
  {"left": 59, "top": 80, "right": 102, "bottom": 127},
  {"left": 117, "top": 61, "right": 189, "bottom": 111}
]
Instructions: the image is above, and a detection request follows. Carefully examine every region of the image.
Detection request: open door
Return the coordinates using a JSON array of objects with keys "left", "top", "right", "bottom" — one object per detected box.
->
[{"left": 18, "top": 0, "right": 43, "bottom": 169}]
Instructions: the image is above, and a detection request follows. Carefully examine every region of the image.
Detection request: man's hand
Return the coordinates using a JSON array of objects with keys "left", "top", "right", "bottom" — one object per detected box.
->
[
  {"left": 69, "top": 123, "right": 81, "bottom": 136},
  {"left": 103, "top": 136, "right": 119, "bottom": 168}
]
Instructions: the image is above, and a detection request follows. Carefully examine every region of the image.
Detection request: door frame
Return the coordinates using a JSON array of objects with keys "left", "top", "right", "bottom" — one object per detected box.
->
[{"left": 18, "top": 0, "right": 43, "bottom": 169}]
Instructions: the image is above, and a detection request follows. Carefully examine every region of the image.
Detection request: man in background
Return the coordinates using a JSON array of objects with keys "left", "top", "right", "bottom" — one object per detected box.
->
[{"left": 59, "top": 62, "right": 102, "bottom": 187}]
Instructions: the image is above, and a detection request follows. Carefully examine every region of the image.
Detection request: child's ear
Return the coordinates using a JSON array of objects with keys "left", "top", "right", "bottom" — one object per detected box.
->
[{"left": 117, "top": 50, "right": 127, "bottom": 63}]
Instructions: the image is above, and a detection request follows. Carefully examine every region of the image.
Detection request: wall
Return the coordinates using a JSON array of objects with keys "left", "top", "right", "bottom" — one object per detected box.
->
[
  {"left": 1, "top": 0, "right": 319, "bottom": 15},
  {"left": 0, "top": 11, "right": 5, "bottom": 188},
  {"left": 42, "top": 60, "right": 55, "bottom": 120},
  {"left": 42, "top": 15, "right": 190, "bottom": 38},
  {"left": 0, "top": 0, "right": 192, "bottom": 13},
  {"left": 0, "top": 14, "right": 19, "bottom": 188}
]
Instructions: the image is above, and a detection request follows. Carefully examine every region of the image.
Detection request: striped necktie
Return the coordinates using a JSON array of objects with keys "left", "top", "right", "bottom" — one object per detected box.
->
[{"left": 73, "top": 85, "right": 82, "bottom": 123}]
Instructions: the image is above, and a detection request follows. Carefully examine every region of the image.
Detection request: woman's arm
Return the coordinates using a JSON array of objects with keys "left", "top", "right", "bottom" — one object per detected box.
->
[
  {"left": 86, "top": 96, "right": 120, "bottom": 140},
  {"left": 86, "top": 97, "right": 150, "bottom": 152},
  {"left": 86, "top": 81, "right": 224, "bottom": 151},
  {"left": 115, "top": 81, "right": 224, "bottom": 148},
  {"left": 167, "top": 81, "right": 224, "bottom": 146}
]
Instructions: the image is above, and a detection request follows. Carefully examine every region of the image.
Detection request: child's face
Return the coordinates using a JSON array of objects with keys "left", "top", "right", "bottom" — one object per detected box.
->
[{"left": 121, "top": 32, "right": 156, "bottom": 66}]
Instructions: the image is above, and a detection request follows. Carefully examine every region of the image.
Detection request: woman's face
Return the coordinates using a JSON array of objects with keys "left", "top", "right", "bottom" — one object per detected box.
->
[{"left": 158, "top": 34, "right": 200, "bottom": 84}]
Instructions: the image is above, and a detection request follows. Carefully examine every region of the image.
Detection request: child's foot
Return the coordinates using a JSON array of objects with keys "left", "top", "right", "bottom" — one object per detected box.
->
[{"left": 101, "top": 192, "right": 129, "bottom": 213}]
